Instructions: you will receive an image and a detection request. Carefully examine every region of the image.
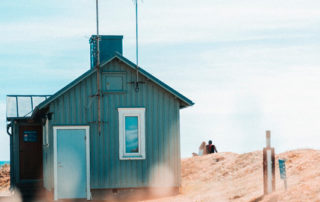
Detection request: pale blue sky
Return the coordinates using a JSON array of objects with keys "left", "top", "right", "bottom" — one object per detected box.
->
[{"left": 1, "top": 0, "right": 320, "bottom": 160}]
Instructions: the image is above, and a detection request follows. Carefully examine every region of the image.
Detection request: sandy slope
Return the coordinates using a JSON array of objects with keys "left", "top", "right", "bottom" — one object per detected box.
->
[
  {"left": 0, "top": 164, "right": 10, "bottom": 192},
  {"left": 146, "top": 149, "right": 320, "bottom": 202},
  {"left": 1, "top": 150, "right": 320, "bottom": 201}
]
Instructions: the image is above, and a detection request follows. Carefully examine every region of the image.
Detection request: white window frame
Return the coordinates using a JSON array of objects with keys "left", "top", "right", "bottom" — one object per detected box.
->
[{"left": 118, "top": 108, "right": 146, "bottom": 160}]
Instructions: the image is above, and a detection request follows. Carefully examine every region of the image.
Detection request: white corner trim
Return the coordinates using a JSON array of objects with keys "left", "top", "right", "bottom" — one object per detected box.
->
[
  {"left": 53, "top": 127, "right": 57, "bottom": 200},
  {"left": 85, "top": 126, "right": 91, "bottom": 200},
  {"left": 53, "top": 126, "right": 91, "bottom": 200}
]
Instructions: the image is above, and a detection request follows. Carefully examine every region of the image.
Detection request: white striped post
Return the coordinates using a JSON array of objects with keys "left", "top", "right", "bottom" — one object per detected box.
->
[{"left": 263, "top": 130, "right": 275, "bottom": 194}]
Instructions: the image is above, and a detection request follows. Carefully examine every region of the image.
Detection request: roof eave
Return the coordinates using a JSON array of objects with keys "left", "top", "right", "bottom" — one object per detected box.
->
[
  {"left": 7, "top": 117, "right": 33, "bottom": 122},
  {"left": 34, "top": 68, "right": 96, "bottom": 113},
  {"left": 113, "top": 53, "right": 194, "bottom": 108},
  {"left": 31, "top": 53, "right": 194, "bottom": 115}
]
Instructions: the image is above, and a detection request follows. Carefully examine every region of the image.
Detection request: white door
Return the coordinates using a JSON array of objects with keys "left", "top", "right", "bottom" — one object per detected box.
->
[{"left": 54, "top": 126, "right": 90, "bottom": 200}]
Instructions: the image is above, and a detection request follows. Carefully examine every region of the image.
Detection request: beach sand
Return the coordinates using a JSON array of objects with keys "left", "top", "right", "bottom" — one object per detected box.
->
[
  {"left": 145, "top": 149, "right": 320, "bottom": 202},
  {"left": 1, "top": 150, "right": 320, "bottom": 201},
  {"left": 0, "top": 164, "right": 9, "bottom": 192}
]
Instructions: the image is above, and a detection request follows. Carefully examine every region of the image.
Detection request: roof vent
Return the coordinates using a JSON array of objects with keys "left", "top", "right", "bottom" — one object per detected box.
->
[{"left": 89, "top": 35, "right": 123, "bottom": 69}]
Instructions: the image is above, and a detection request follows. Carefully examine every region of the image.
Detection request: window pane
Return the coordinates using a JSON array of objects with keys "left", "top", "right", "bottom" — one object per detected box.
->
[
  {"left": 32, "top": 96, "right": 47, "bottom": 109},
  {"left": 18, "top": 97, "right": 32, "bottom": 117},
  {"left": 106, "top": 76, "right": 123, "bottom": 90},
  {"left": 125, "top": 116, "right": 139, "bottom": 153},
  {"left": 6, "top": 96, "right": 17, "bottom": 118}
]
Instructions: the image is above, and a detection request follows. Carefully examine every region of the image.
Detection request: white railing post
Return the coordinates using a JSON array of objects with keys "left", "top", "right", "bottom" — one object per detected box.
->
[{"left": 263, "top": 130, "right": 275, "bottom": 194}]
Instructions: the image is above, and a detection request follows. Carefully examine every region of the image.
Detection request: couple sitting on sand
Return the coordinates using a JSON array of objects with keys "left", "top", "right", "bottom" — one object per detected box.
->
[{"left": 193, "top": 140, "right": 218, "bottom": 156}]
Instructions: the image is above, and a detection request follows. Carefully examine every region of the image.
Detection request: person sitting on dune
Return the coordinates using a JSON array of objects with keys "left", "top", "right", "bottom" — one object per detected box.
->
[
  {"left": 199, "top": 141, "right": 207, "bottom": 155},
  {"left": 206, "top": 140, "right": 218, "bottom": 154},
  {"left": 192, "top": 141, "right": 208, "bottom": 156}
]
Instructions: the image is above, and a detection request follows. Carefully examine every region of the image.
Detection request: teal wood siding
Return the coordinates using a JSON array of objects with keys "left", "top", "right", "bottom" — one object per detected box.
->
[{"left": 46, "top": 59, "right": 181, "bottom": 189}]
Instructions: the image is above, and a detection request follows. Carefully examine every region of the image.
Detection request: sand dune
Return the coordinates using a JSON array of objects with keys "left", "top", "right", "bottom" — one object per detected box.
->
[
  {"left": 1, "top": 150, "right": 320, "bottom": 201},
  {"left": 146, "top": 149, "right": 320, "bottom": 202}
]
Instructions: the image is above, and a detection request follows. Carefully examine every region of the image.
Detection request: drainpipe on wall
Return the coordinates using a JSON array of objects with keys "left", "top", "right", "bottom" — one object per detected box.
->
[
  {"left": 6, "top": 122, "right": 12, "bottom": 136},
  {"left": 7, "top": 122, "right": 14, "bottom": 189}
]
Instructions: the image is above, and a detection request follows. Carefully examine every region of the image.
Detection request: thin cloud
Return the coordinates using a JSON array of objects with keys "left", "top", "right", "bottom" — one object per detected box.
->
[{"left": 1, "top": 0, "right": 320, "bottom": 159}]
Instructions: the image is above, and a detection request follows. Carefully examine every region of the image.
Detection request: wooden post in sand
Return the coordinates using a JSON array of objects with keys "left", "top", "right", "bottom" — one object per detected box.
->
[{"left": 263, "top": 130, "right": 275, "bottom": 194}]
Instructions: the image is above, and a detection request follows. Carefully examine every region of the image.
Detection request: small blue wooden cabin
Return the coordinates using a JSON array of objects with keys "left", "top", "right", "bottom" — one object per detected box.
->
[{"left": 6, "top": 35, "right": 193, "bottom": 200}]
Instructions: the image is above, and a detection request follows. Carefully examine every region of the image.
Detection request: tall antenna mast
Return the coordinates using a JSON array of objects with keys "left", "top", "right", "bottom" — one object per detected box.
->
[
  {"left": 96, "top": 0, "right": 102, "bottom": 136},
  {"left": 96, "top": 0, "right": 100, "bottom": 67},
  {"left": 135, "top": 0, "right": 139, "bottom": 92}
]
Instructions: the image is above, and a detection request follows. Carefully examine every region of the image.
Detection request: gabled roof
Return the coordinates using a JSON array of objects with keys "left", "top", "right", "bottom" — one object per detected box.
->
[
  {"left": 113, "top": 53, "right": 194, "bottom": 107},
  {"left": 34, "top": 54, "right": 194, "bottom": 115}
]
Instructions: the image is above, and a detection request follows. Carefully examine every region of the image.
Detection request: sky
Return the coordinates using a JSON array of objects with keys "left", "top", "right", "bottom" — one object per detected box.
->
[{"left": 1, "top": 0, "right": 320, "bottom": 160}]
